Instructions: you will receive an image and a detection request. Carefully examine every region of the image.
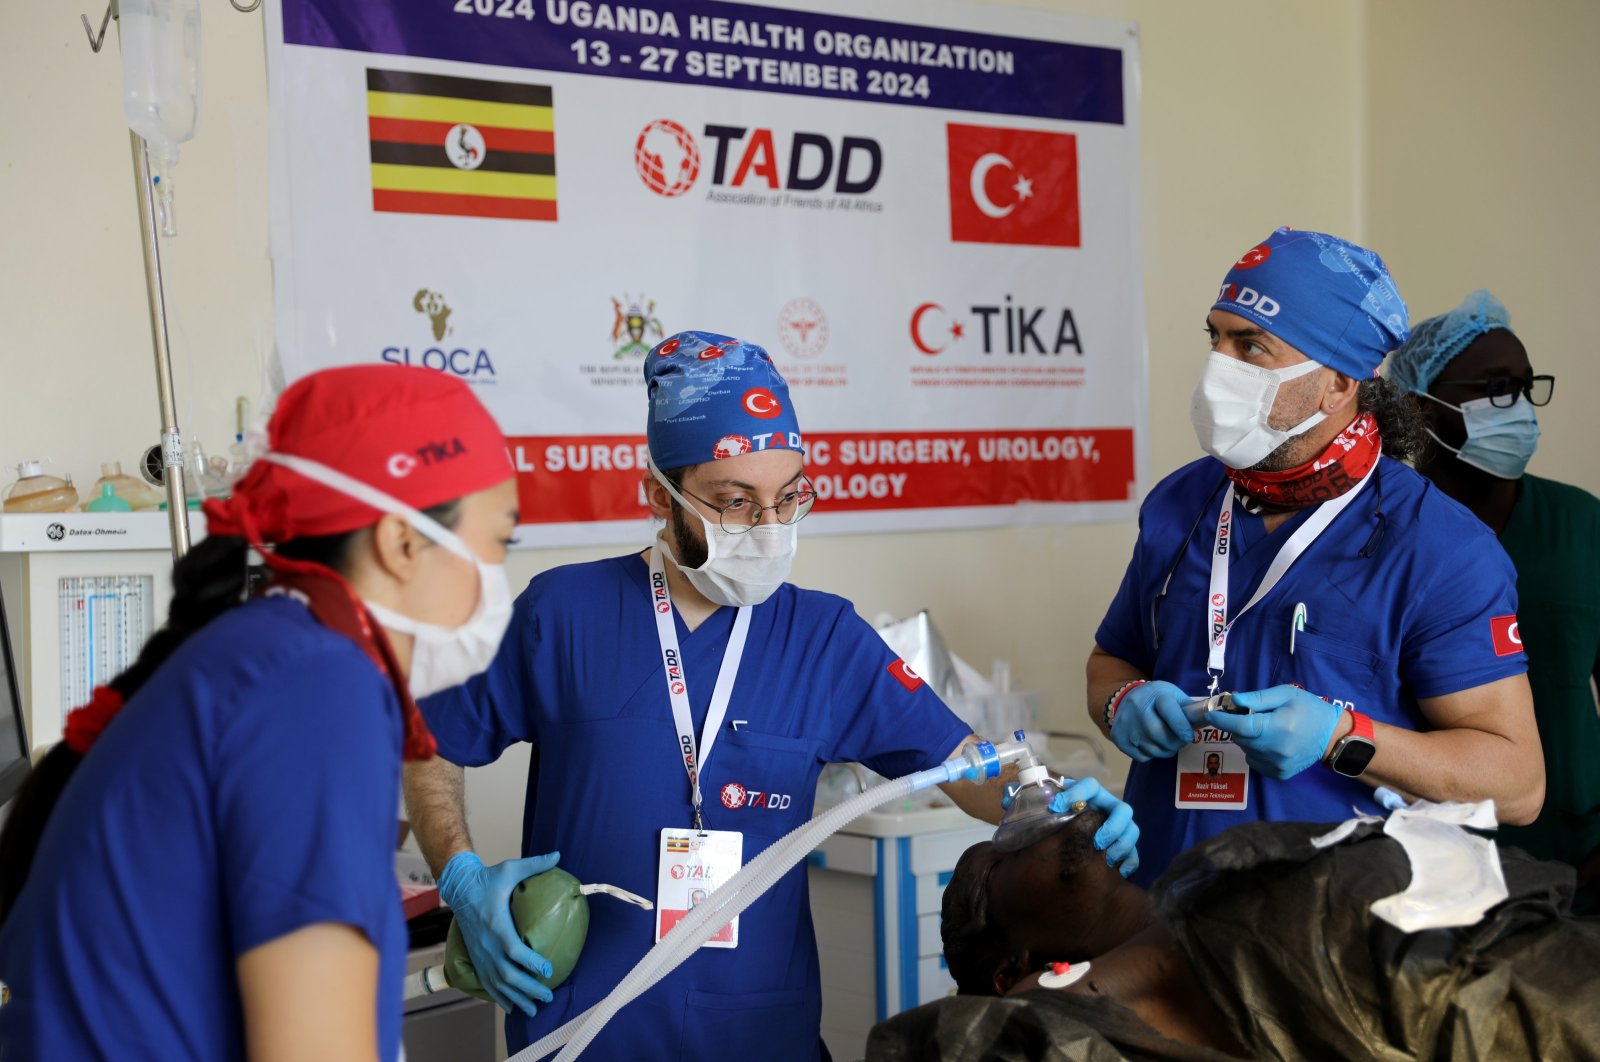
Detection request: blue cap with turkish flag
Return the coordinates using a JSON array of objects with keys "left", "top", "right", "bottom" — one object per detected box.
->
[
  {"left": 1212, "top": 227, "right": 1410, "bottom": 379},
  {"left": 644, "top": 330, "right": 804, "bottom": 471}
]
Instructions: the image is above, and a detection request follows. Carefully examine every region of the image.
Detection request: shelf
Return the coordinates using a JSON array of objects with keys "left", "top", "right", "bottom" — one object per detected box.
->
[{"left": 0, "top": 511, "right": 207, "bottom": 553}]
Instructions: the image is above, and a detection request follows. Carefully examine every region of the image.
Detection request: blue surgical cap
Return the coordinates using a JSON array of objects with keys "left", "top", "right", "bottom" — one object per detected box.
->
[
  {"left": 1388, "top": 290, "right": 1514, "bottom": 395},
  {"left": 644, "top": 331, "right": 803, "bottom": 470},
  {"left": 1212, "top": 227, "right": 1410, "bottom": 379}
]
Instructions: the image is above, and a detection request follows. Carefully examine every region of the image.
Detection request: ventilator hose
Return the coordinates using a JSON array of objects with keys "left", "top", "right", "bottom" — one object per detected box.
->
[{"left": 510, "top": 771, "right": 923, "bottom": 1061}]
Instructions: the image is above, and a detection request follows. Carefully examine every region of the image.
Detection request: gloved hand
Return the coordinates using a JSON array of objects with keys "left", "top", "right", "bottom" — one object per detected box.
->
[
  {"left": 1205, "top": 685, "right": 1342, "bottom": 779},
  {"left": 1000, "top": 777, "right": 1141, "bottom": 878},
  {"left": 438, "top": 850, "right": 561, "bottom": 1016},
  {"left": 1108, "top": 681, "right": 1195, "bottom": 762}
]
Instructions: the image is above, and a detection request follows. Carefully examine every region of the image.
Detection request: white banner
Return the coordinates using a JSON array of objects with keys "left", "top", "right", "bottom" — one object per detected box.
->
[{"left": 267, "top": 0, "right": 1145, "bottom": 546}]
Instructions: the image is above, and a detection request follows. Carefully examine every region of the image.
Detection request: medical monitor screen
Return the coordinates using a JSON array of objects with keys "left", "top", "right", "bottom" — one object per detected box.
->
[{"left": 0, "top": 583, "right": 29, "bottom": 807}]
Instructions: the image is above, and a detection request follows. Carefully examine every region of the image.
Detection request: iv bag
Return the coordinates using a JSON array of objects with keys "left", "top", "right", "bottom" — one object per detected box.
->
[{"left": 120, "top": 0, "right": 202, "bottom": 166}]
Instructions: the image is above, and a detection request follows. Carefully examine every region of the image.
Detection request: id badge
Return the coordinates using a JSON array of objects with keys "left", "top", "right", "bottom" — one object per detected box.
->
[
  {"left": 655, "top": 828, "right": 743, "bottom": 948},
  {"left": 1174, "top": 725, "right": 1249, "bottom": 810}
]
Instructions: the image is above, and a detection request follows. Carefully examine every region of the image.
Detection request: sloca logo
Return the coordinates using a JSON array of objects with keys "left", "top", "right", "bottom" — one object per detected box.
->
[
  {"left": 635, "top": 120, "right": 883, "bottom": 202},
  {"left": 909, "top": 298, "right": 1083, "bottom": 356},
  {"left": 382, "top": 288, "right": 497, "bottom": 384}
]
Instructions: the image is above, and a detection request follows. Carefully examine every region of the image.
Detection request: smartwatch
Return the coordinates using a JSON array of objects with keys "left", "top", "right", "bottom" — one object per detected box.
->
[{"left": 1327, "top": 709, "right": 1376, "bottom": 778}]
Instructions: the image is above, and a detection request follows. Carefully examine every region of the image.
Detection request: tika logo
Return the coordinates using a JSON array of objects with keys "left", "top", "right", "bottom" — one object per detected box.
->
[
  {"left": 1491, "top": 615, "right": 1523, "bottom": 657},
  {"left": 1217, "top": 284, "right": 1282, "bottom": 318},
  {"left": 612, "top": 294, "right": 665, "bottom": 359},
  {"left": 777, "top": 298, "right": 828, "bottom": 361},
  {"left": 888, "top": 658, "right": 924, "bottom": 692},
  {"left": 947, "top": 123, "right": 1079, "bottom": 248},
  {"left": 386, "top": 438, "right": 468, "bottom": 479},
  {"left": 910, "top": 299, "right": 1082, "bottom": 357},
  {"left": 720, "top": 781, "right": 792, "bottom": 811}
]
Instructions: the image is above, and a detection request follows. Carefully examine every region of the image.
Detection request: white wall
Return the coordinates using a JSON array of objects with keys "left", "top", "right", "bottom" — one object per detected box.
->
[{"left": 7, "top": 1, "right": 1590, "bottom": 862}]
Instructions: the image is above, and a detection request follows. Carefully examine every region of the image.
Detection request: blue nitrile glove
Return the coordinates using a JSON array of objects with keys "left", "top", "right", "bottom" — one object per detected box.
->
[
  {"left": 438, "top": 851, "right": 561, "bottom": 1016},
  {"left": 999, "top": 777, "right": 1141, "bottom": 878},
  {"left": 1205, "top": 685, "right": 1342, "bottom": 780},
  {"left": 1109, "top": 681, "right": 1195, "bottom": 762}
]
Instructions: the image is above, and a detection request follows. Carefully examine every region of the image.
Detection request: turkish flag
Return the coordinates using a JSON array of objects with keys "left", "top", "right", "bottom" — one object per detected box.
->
[
  {"left": 887, "top": 659, "right": 924, "bottom": 693},
  {"left": 947, "top": 123, "right": 1080, "bottom": 248},
  {"left": 1490, "top": 615, "right": 1523, "bottom": 657}
]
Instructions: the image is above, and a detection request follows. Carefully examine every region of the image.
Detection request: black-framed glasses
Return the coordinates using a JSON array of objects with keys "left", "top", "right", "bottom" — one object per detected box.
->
[
  {"left": 681, "top": 479, "right": 817, "bottom": 534},
  {"left": 1435, "top": 374, "right": 1554, "bottom": 408}
]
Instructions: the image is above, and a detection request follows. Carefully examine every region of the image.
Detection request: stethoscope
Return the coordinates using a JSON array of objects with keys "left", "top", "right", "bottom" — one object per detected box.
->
[{"left": 1149, "top": 464, "right": 1387, "bottom": 650}]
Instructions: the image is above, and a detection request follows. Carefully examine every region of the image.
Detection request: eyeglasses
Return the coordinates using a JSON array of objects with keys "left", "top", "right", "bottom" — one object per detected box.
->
[
  {"left": 679, "top": 479, "right": 817, "bottom": 534},
  {"left": 1435, "top": 374, "right": 1555, "bottom": 408}
]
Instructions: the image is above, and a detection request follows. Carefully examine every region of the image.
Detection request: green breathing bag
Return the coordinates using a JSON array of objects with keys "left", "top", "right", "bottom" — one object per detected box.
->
[{"left": 444, "top": 867, "right": 590, "bottom": 998}]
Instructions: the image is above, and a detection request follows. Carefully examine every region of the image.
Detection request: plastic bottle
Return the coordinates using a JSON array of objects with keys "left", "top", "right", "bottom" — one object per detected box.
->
[
  {"left": 3, "top": 462, "right": 80, "bottom": 513},
  {"left": 85, "top": 483, "right": 133, "bottom": 513},
  {"left": 85, "top": 462, "right": 162, "bottom": 511},
  {"left": 120, "top": 0, "right": 201, "bottom": 235},
  {"left": 161, "top": 441, "right": 229, "bottom": 510}
]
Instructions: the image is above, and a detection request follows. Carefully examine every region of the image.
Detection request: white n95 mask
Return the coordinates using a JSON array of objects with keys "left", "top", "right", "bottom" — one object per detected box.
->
[
  {"left": 651, "top": 465, "right": 797, "bottom": 607},
  {"left": 1190, "top": 352, "right": 1328, "bottom": 469},
  {"left": 260, "top": 451, "right": 514, "bottom": 699}
]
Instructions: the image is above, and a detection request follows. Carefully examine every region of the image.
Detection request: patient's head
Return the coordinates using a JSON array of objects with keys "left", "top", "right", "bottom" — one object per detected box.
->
[{"left": 942, "top": 809, "right": 1150, "bottom": 995}]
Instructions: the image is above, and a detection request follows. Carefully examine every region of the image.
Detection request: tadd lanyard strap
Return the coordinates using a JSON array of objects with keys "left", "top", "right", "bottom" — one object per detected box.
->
[
  {"left": 1205, "top": 461, "right": 1377, "bottom": 687},
  {"left": 648, "top": 545, "right": 752, "bottom": 830}
]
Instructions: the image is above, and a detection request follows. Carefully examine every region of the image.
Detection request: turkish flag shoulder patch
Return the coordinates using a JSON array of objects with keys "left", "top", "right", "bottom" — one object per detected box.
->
[
  {"left": 887, "top": 658, "right": 924, "bottom": 692},
  {"left": 1490, "top": 615, "right": 1522, "bottom": 657}
]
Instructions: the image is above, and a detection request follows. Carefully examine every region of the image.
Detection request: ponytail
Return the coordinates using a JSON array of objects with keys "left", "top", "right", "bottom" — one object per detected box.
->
[
  {"left": 0, "top": 534, "right": 253, "bottom": 924},
  {"left": 0, "top": 499, "right": 458, "bottom": 925}
]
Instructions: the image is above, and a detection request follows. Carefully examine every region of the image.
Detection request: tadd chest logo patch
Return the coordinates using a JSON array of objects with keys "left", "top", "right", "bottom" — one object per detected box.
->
[{"left": 720, "top": 781, "right": 792, "bottom": 812}]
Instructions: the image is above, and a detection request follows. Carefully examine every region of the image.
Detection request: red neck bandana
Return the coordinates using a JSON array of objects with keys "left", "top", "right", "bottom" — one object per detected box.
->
[
  {"left": 262, "top": 565, "right": 438, "bottom": 762},
  {"left": 1227, "top": 411, "right": 1381, "bottom": 513}
]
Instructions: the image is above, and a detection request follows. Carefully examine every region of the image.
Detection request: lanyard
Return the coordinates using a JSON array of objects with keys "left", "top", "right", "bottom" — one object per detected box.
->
[
  {"left": 648, "top": 545, "right": 751, "bottom": 830},
  {"left": 1204, "top": 461, "right": 1376, "bottom": 689}
]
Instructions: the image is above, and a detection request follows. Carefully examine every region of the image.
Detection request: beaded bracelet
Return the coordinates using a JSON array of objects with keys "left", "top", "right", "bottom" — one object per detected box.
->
[{"left": 1103, "top": 679, "right": 1147, "bottom": 729}]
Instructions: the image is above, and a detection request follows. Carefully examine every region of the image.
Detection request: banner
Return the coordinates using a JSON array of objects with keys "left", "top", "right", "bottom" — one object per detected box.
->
[{"left": 267, "top": 0, "right": 1145, "bottom": 545}]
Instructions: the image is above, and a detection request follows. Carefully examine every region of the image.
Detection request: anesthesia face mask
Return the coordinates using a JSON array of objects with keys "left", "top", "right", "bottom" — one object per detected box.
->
[{"left": 992, "top": 740, "right": 1089, "bottom": 854}]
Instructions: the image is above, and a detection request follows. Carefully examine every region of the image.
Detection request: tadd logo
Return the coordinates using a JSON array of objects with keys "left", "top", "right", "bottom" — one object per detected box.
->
[
  {"left": 382, "top": 289, "right": 497, "bottom": 383},
  {"left": 720, "top": 781, "right": 792, "bottom": 812},
  {"left": 635, "top": 120, "right": 882, "bottom": 197},
  {"left": 909, "top": 297, "right": 1083, "bottom": 356},
  {"left": 1217, "top": 284, "right": 1281, "bottom": 317}
]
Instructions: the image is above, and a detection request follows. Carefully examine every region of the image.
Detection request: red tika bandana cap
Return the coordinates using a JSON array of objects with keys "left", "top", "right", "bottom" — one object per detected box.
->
[{"left": 206, "top": 365, "right": 512, "bottom": 543}]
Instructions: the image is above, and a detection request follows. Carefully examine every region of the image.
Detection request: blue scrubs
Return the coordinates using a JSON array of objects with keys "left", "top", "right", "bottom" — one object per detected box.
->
[
  {"left": 1096, "top": 457, "right": 1527, "bottom": 883},
  {"left": 422, "top": 554, "right": 971, "bottom": 1059},
  {"left": 0, "top": 597, "right": 406, "bottom": 1061}
]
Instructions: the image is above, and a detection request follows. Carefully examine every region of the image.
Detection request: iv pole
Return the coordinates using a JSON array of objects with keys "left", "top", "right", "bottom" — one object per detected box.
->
[{"left": 81, "top": 0, "right": 261, "bottom": 559}]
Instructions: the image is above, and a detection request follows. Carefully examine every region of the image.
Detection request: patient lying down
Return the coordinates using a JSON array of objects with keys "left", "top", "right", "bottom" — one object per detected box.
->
[{"left": 867, "top": 813, "right": 1600, "bottom": 1061}]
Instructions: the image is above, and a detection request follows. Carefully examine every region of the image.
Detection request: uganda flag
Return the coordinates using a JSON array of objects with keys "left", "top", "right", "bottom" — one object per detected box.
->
[{"left": 367, "top": 68, "right": 556, "bottom": 222}]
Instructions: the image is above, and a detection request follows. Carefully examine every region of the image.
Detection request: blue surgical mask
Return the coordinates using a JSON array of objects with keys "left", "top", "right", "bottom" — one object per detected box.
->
[{"left": 1418, "top": 392, "right": 1540, "bottom": 480}]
